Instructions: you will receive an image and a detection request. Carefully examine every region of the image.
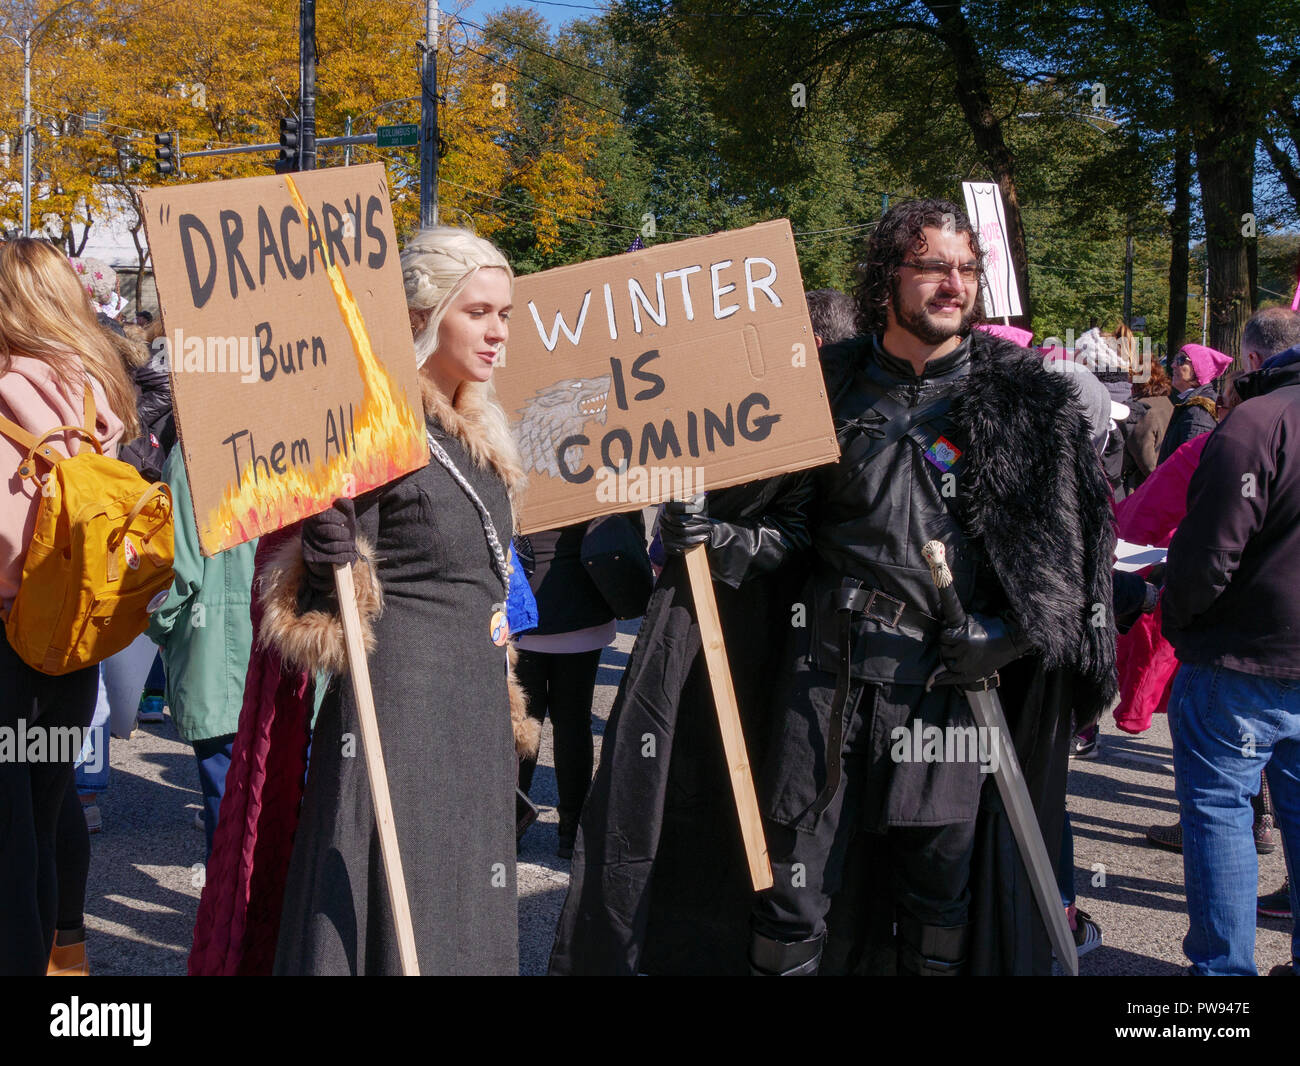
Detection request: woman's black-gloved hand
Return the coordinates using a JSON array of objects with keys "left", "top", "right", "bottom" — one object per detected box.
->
[
  {"left": 659, "top": 494, "right": 712, "bottom": 556},
  {"left": 301, "top": 497, "right": 358, "bottom": 594},
  {"left": 932, "top": 612, "right": 1029, "bottom": 687}
]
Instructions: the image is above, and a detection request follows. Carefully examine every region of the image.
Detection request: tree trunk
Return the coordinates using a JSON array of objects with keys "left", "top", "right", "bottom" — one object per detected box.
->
[
  {"left": 1148, "top": 0, "right": 1261, "bottom": 358},
  {"left": 1167, "top": 138, "right": 1191, "bottom": 354},
  {"left": 1195, "top": 145, "right": 1254, "bottom": 356},
  {"left": 922, "top": 0, "right": 1032, "bottom": 325}
]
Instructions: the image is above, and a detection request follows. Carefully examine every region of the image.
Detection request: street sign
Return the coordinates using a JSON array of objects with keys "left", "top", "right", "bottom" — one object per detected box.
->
[
  {"left": 1132, "top": 315, "right": 1147, "bottom": 331},
  {"left": 376, "top": 123, "right": 418, "bottom": 148}
]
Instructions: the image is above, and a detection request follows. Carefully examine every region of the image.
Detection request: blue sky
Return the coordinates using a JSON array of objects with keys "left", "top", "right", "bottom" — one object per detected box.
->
[{"left": 450, "top": 0, "right": 608, "bottom": 34}]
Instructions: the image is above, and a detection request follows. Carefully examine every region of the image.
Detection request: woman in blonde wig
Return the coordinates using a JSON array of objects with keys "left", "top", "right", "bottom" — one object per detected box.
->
[
  {"left": 263, "top": 226, "right": 534, "bottom": 975},
  {"left": 0, "top": 238, "right": 134, "bottom": 974}
]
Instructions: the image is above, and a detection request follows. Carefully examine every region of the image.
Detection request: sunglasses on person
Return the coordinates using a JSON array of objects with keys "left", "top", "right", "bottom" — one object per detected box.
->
[
  {"left": 1173, "top": 354, "right": 1191, "bottom": 367},
  {"left": 902, "top": 259, "right": 980, "bottom": 282}
]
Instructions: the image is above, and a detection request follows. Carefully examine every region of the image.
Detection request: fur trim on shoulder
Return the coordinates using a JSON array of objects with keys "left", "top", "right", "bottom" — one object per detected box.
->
[
  {"left": 1181, "top": 395, "right": 1218, "bottom": 417},
  {"left": 421, "top": 377, "right": 526, "bottom": 509},
  {"left": 956, "top": 333, "right": 1118, "bottom": 722},
  {"left": 256, "top": 533, "right": 384, "bottom": 674},
  {"left": 507, "top": 642, "right": 539, "bottom": 758}
]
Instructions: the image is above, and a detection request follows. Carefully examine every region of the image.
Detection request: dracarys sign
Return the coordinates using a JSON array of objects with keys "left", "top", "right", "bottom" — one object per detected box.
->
[
  {"left": 141, "top": 164, "right": 427, "bottom": 556},
  {"left": 496, "top": 220, "right": 838, "bottom": 534}
]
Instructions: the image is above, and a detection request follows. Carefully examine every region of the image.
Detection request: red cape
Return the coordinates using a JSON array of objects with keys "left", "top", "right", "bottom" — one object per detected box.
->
[{"left": 188, "top": 527, "right": 313, "bottom": 976}]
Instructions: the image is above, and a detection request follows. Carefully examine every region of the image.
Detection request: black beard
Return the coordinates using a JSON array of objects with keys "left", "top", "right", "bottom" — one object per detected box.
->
[{"left": 895, "top": 299, "right": 976, "bottom": 345}]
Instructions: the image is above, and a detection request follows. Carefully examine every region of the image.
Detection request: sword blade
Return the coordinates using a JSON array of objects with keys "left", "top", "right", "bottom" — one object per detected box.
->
[{"left": 963, "top": 685, "right": 1079, "bottom": 976}]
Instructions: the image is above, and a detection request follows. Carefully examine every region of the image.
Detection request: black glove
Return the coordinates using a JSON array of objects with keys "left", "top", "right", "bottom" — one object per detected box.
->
[
  {"left": 659, "top": 494, "right": 712, "bottom": 556},
  {"left": 932, "top": 612, "right": 1029, "bottom": 687},
  {"left": 302, "top": 498, "right": 358, "bottom": 593},
  {"left": 1144, "top": 562, "right": 1166, "bottom": 589}
]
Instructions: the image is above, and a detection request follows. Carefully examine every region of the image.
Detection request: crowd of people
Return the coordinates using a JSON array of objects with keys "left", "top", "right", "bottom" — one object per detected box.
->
[{"left": 2, "top": 196, "right": 1297, "bottom": 977}]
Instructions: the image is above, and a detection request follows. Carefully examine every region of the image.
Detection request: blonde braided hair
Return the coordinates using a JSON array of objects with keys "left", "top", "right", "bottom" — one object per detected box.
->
[
  {"left": 399, "top": 226, "right": 524, "bottom": 505},
  {"left": 401, "top": 226, "right": 514, "bottom": 370}
]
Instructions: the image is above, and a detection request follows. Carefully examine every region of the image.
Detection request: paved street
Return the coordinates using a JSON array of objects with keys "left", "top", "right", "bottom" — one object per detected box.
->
[{"left": 83, "top": 621, "right": 1292, "bottom": 976}]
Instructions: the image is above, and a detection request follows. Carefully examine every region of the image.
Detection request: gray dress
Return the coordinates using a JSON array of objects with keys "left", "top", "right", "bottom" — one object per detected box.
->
[{"left": 274, "top": 419, "right": 517, "bottom": 975}]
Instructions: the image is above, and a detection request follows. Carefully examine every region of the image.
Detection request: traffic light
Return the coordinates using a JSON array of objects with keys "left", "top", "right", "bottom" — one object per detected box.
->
[
  {"left": 278, "top": 116, "right": 299, "bottom": 172},
  {"left": 153, "top": 132, "right": 176, "bottom": 176}
]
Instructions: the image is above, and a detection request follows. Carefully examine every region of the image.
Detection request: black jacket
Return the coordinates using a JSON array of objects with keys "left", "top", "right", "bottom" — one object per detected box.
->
[
  {"left": 550, "top": 330, "right": 1116, "bottom": 975},
  {"left": 1157, "top": 383, "right": 1218, "bottom": 464},
  {"left": 118, "top": 358, "right": 175, "bottom": 481},
  {"left": 516, "top": 516, "right": 645, "bottom": 635},
  {"left": 699, "top": 332, "right": 1116, "bottom": 719},
  {"left": 1163, "top": 354, "right": 1300, "bottom": 678}
]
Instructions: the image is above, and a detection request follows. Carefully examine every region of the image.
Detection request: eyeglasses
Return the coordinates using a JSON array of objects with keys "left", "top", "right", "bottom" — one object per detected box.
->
[
  {"left": 902, "top": 259, "right": 980, "bottom": 282},
  {"left": 1173, "top": 354, "right": 1191, "bottom": 367}
]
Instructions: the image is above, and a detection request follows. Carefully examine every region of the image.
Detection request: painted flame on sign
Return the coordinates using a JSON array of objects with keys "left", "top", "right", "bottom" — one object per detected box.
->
[{"left": 203, "top": 176, "right": 425, "bottom": 553}]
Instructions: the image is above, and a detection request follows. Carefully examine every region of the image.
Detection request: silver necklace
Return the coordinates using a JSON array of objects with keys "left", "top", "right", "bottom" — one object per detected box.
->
[{"left": 425, "top": 429, "right": 512, "bottom": 645}]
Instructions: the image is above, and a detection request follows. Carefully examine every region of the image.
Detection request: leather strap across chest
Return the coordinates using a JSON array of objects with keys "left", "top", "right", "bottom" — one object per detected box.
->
[{"left": 835, "top": 359, "right": 965, "bottom": 481}]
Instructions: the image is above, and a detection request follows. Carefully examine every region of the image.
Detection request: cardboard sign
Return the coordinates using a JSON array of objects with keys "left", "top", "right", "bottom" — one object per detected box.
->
[
  {"left": 962, "top": 182, "right": 1023, "bottom": 319},
  {"left": 496, "top": 220, "right": 838, "bottom": 534},
  {"left": 141, "top": 164, "right": 427, "bottom": 556}
]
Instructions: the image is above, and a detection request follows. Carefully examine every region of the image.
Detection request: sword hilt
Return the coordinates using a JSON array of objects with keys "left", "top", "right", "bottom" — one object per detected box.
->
[
  {"left": 921, "top": 539, "right": 999, "bottom": 692},
  {"left": 921, "top": 539, "right": 967, "bottom": 629}
]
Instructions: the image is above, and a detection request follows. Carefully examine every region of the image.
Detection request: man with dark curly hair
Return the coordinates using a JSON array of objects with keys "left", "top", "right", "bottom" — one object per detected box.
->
[
  {"left": 550, "top": 199, "right": 1116, "bottom": 977},
  {"left": 662, "top": 198, "right": 1115, "bottom": 975}
]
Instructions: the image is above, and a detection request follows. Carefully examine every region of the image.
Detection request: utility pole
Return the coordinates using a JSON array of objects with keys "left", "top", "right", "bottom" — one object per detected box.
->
[
  {"left": 1122, "top": 225, "right": 1133, "bottom": 329},
  {"left": 299, "top": 0, "right": 317, "bottom": 170},
  {"left": 1201, "top": 265, "right": 1210, "bottom": 346},
  {"left": 419, "top": 0, "right": 439, "bottom": 227},
  {"left": 21, "top": 27, "right": 31, "bottom": 236},
  {"left": 1, "top": 23, "right": 34, "bottom": 235}
]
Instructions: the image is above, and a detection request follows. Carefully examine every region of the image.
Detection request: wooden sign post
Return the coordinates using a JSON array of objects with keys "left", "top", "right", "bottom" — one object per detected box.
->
[
  {"left": 495, "top": 221, "right": 838, "bottom": 890},
  {"left": 682, "top": 545, "right": 773, "bottom": 890},
  {"left": 142, "top": 165, "right": 426, "bottom": 974}
]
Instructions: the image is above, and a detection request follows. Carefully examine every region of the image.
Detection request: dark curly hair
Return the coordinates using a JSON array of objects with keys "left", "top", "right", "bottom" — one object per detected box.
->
[{"left": 854, "top": 198, "right": 984, "bottom": 337}]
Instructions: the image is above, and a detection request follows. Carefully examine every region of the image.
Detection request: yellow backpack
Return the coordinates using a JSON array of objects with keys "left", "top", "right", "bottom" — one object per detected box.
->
[{"left": 0, "top": 387, "right": 175, "bottom": 675}]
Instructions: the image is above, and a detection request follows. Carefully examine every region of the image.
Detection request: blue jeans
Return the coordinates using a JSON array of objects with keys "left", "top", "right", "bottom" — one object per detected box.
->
[
  {"left": 74, "top": 672, "right": 111, "bottom": 793},
  {"left": 193, "top": 734, "right": 236, "bottom": 862},
  {"left": 1169, "top": 663, "right": 1300, "bottom": 975}
]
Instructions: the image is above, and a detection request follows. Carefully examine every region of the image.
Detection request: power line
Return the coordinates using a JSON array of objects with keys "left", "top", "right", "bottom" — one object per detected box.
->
[
  {"left": 442, "top": 172, "right": 876, "bottom": 243},
  {"left": 791, "top": 220, "right": 878, "bottom": 235},
  {"left": 458, "top": 41, "right": 625, "bottom": 122},
  {"left": 513, "top": 0, "right": 610, "bottom": 10},
  {"left": 26, "top": 96, "right": 267, "bottom": 150},
  {"left": 439, "top": 174, "right": 706, "bottom": 236},
  {"left": 455, "top": 14, "right": 632, "bottom": 90}
]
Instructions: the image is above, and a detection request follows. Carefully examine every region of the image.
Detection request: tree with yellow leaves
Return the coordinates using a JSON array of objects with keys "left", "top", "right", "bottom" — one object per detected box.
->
[{"left": 1, "top": 0, "right": 614, "bottom": 273}]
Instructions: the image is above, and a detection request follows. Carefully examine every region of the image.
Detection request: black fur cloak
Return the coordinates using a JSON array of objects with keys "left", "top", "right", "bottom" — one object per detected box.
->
[{"left": 549, "top": 332, "right": 1117, "bottom": 975}]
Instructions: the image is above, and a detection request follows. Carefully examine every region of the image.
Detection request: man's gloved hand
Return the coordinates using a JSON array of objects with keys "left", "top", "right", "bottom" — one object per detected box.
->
[
  {"left": 302, "top": 497, "right": 358, "bottom": 593},
  {"left": 1145, "top": 562, "right": 1166, "bottom": 589},
  {"left": 659, "top": 494, "right": 712, "bottom": 557},
  {"left": 932, "top": 612, "right": 1029, "bottom": 687}
]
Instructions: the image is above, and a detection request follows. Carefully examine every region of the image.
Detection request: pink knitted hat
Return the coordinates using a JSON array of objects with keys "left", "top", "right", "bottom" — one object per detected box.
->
[
  {"left": 976, "top": 323, "right": 1034, "bottom": 348},
  {"left": 1180, "top": 343, "right": 1233, "bottom": 386}
]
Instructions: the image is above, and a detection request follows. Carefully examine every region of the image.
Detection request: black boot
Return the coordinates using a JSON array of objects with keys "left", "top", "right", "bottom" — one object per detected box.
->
[
  {"left": 896, "top": 914, "right": 968, "bottom": 976},
  {"left": 557, "top": 812, "right": 580, "bottom": 860},
  {"left": 749, "top": 931, "right": 824, "bottom": 976}
]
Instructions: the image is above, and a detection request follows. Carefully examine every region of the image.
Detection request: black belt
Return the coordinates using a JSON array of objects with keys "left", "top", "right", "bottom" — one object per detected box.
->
[
  {"left": 833, "top": 585, "right": 940, "bottom": 636},
  {"left": 806, "top": 582, "right": 939, "bottom": 819}
]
